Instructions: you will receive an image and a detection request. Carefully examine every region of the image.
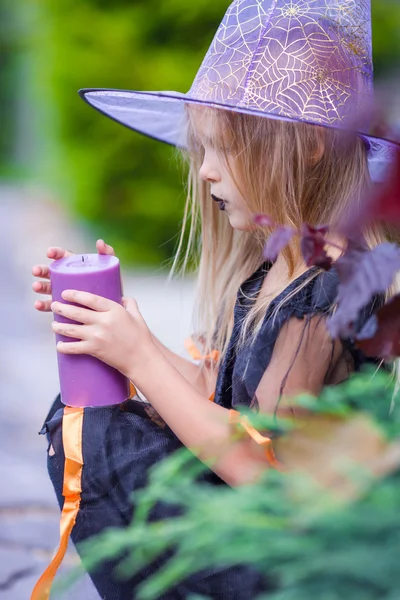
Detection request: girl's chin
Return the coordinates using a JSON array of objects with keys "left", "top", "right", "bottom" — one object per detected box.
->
[{"left": 227, "top": 215, "right": 254, "bottom": 232}]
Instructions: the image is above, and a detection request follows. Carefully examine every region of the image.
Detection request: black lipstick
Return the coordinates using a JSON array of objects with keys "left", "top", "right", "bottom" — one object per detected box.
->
[{"left": 211, "top": 194, "right": 226, "bottom": 211}]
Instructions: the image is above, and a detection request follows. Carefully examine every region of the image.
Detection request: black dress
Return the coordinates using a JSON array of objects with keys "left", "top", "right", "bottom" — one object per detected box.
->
[{"left": 42, "top": 263, "right": 378, "bottom": 599}]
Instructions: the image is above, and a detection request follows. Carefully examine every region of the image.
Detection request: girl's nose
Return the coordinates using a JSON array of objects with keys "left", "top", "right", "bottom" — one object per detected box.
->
[{"left": 199, "top": 156, "right": 221, "bottom": 183}]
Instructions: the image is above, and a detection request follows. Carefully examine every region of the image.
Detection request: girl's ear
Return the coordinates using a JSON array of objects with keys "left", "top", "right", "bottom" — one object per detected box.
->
[{"left": 311, "top": 126, "right": 326, "bottom": 165}]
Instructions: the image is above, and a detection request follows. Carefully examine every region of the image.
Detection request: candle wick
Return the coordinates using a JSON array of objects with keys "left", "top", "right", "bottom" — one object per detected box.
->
[{"left": 82, "top": 256, "right": 84, "bottom": 263}]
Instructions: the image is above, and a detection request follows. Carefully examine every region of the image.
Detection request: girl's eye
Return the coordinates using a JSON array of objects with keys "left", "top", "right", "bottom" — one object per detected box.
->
[
  {"left": 192, "top": 141, "right": 205, "bottom": 156},
  {"left": 215, "top": 143, "right": 231, "bottom": 154},
  {"left": 221, "top": 146, "right": 234, "bottom": 157}
]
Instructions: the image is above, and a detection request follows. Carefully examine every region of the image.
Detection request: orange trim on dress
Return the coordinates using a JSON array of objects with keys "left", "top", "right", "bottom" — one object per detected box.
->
[
  {"left": 185, "top": 338, "right": 218, "bottom": 402},
  {"left": 184, "top": 337, "right": 220, "bottom": 363},
  {"left": 31, "top": 407, "right": 84, "bottom": 600},
  {"left": 229, "top": 409, "right": 283, "bottom": 469}
]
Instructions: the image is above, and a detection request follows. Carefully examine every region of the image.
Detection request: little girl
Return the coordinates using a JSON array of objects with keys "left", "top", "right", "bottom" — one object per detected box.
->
[{"left": 32, "top": 1, "right": 396, "bottom": 598}]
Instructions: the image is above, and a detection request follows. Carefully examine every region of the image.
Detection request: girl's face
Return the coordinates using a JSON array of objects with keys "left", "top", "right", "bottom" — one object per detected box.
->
[{"left": 192, "top": 110, "right": 255, "bottom": 231}]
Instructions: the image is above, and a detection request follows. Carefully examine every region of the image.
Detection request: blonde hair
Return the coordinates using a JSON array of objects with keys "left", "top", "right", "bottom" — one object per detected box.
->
[{"left": 172, "top": 107, "right": 398, "bottom": 378}]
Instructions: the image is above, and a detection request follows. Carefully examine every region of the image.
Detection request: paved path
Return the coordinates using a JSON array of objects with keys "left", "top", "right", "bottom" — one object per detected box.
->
[{"left": 0, "top": 185, "right": 195, "bottom": 598}]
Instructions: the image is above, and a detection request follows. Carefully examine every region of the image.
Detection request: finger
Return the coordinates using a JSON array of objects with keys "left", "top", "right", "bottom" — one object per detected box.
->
[
  {"left": 32, "top": 281, "right": 52, "bottom": 295},
  {"left": 96, "top": 239, "right": 115, "bottom": 256},
  {"left": 51, "top": 301, "right": 97, "bottom": 324},
  {"left": 56, "top": 341, "right": 90, "bottom": 355},
  {"left": 32, "top": 265, "right": 50, "bottom": 279},
  {"left": 123, "top": 297, "right": 139, "bottom": 316},
  {"left": 47, "top": 247, "right": 74, "bottom": 260},
  {"left": 60, "top": 290, "right": 112, "bottom": 312},
  {"left": 34, "top": 299, "right": 53, "bottom": 312},
  {"left": 52, "top": 321, "right": 87, "bottom": 340}
]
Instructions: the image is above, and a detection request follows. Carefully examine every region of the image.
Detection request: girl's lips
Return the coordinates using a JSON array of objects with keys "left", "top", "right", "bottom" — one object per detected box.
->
[{"left": 211, "top": 194, "right": 227, "bottom": 211}]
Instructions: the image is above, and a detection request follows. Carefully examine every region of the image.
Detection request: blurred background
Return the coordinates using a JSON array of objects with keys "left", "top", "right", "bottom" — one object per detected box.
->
[
  {"left": 1, "top": 0, "right": 397, "bottom": 266},
  {"left": 0, "top": 0, "right": 399, "bottom": 598}
]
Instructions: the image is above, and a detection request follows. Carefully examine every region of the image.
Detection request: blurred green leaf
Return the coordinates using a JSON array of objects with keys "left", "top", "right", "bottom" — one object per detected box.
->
[{"left": 62, "top": 369, "right": 400, "bottom": 600}]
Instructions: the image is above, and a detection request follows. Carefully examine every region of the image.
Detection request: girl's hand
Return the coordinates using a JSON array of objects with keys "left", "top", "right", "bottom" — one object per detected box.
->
[
  {"left": 32, "top": 240, "right": 115, "bottom": 312},
  {"left": 51, "top": 291, "right": 155, "bottom": 378}
]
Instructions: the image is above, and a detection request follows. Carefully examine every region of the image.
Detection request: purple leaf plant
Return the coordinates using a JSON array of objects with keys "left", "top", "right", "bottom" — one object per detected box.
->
[
  {"left": 254, "top": 142, "right": 400, "bottom": 358},
  {"left": 357, "top": 296, "right": 400, "bottom": 359},
  {"left": 328, "top": 241, "right": 400, "bottom": 339},
  {"left": 264, "top": 227, "right": 296, "bottom": 262},
  {"left": 300, "top": 225, "right": 333, "bottom": 271}
]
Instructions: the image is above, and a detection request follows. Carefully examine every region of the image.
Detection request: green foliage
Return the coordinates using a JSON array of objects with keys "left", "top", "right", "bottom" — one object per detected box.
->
[
  {"left": 0, "top": 1, "right": 24, "bottom": 172},
  {"left": 372, "top": 0, "right": 400, "bottom": 76},
  {"left": 13, "top": 0, "right": 230, "bottom": 266},
  {"left": 73, "top": 370, "right": 400, "bottom": 599}
]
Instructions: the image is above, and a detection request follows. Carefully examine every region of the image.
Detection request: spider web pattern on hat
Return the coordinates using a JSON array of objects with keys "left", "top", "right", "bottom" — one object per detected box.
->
[
  {"left": 189, "top": 0, "right": 373, "bottom": 127},
  {"left": 79, "top": 0, "right": 399, "bottom": 182}
]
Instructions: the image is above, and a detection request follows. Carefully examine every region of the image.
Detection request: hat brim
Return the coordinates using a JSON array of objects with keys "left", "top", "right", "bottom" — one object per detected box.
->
[{"left": 79, "top": 88, "right": 399, "bottom": 182}]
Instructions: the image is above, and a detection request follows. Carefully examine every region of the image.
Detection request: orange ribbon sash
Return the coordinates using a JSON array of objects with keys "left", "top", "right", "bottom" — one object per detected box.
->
[
  {"left": 31, "top": 406, "right": 84, "bottom": 600},
  {"left": 229, "top": 409, "right": 283, "bottom": 469}
]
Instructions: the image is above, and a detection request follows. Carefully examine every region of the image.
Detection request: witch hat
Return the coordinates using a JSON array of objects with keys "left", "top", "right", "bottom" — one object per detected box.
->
[{"left": 79, "top": 0, "right": 398, "bottom": 179}]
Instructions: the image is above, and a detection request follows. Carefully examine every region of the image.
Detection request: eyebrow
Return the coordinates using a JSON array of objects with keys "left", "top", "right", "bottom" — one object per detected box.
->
[
  {"left": 201, "top": 134, "right": 215, "bottom": 146},
  {"left": 198, "top": 130, "right": 223, "bottom": 149},
  {"left": 191, "top": 128, "right": 211, "bottom": 144}
]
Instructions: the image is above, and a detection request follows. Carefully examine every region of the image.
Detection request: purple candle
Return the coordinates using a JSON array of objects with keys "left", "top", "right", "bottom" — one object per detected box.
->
[{"left": 49, "top": 254, "right": 130, "bottom": 408}]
